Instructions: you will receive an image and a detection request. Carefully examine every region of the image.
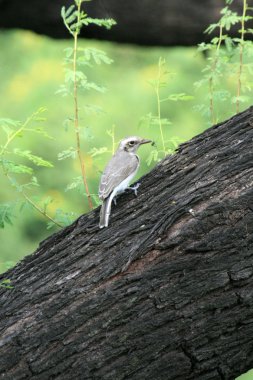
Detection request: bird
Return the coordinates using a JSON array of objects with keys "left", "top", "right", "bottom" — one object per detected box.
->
[{"left": 98, "top": 136, "right": 152, "bottom": 228}]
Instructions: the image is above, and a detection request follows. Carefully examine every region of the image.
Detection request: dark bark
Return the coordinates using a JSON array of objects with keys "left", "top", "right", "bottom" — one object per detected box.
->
[
  {"left": 0, "top": 0, "right": 251, "bottom": 46},
  {"left": 1, "top": 107, "right": 253, "bottom": 380}
]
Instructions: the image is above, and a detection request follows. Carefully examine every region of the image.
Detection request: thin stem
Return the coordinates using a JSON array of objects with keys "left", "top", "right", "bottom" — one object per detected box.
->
[
  {"left": 0, "top": 115, "right": 33, "bottom": 156},
  {"left": 209, "top": 23, "right": 223, "bottom": 125},
  {"left": 73, "top": 1, "right": 93, "bottom": 210},
  {"left": 22, "top": 191, "right": 63, "bottom": 228},
  {"left": 236, "top": 0, "right": 247, "bottom": 113},
  {"left": 1, "top": 167, "right": 63, "bottom": 228},
  {"left": 156, "top": 58, "right": 166, "bottom": 157},
  {"left": 0, "top": 114, "right": 62, "bottom": 228}
]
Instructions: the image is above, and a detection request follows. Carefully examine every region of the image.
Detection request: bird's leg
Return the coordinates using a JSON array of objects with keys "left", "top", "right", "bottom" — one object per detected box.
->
[{"left": 126, "top": 182, "right": 140, "bottom": 196}]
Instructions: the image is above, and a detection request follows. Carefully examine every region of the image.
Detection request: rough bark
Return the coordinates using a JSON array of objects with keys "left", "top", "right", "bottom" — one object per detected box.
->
[
  {"left": 0, "top": 0, "right": 251, "bottom": 46},
  {"left": 1, "top": 107, "right": 253, "bottom": 380}
]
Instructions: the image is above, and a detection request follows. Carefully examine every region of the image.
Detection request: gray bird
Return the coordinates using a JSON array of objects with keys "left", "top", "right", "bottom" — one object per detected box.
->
[{"left": 99, "top": 136, "right": 152, "bottom": 228}]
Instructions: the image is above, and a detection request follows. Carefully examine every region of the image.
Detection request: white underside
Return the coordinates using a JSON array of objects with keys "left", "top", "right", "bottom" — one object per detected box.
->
[
  {"left": 103, "top": 170, "right": 137, "bottom": 227},
  {"left": 108, "top": 170, "right": 136, "bottom": 206}
]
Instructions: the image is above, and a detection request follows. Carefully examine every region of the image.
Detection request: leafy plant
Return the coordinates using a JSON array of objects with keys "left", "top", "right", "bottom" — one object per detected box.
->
[
  {"left": 195, "top": 0, "right": 253, "bottom": 124},
  {"left": 140, "top": 57, "right": 192, "bottom": 165},
  {"left": 0, "top": 0, "right": 116, "bottom": 235},
  {"left": 0, "top": 109, "right": 63, "bottom": 229},
  {"left": 59, "top": 0, "right": 116, "bottom": 209}
]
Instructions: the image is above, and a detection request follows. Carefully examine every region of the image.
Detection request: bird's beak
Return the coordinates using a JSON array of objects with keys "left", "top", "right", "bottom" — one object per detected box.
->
[{"left": 140, "top": 138, "right": 152, "bottom": 145}]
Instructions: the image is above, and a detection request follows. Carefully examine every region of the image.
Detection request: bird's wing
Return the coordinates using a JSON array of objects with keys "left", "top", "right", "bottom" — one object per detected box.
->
[{"left": 99, "top": 151, "right": 139, "bottom": 200}]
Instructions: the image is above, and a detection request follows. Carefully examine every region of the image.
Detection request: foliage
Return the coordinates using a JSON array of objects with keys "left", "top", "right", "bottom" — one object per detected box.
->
[
  {"left": 59, "top": 0, "right": 115, "bottom": 210},
  {"left": 0, "top": 0, "right": 117, "bottom": 271},
  {"left": 195, "top": 0, "right": 253, "bottom": 125},
  {"left": 140, "top": 57, "right": 193, "bottom": 165},
  {"left": 0, "top": 109, "right": 65, "bottom": 229}
]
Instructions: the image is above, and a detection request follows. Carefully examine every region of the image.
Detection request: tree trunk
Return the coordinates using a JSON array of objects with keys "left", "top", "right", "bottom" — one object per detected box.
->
[
  {"left": 0, "top": 0, "right": 249, "bottom": 46},
  {"left": 1, "top": 107, "right": 253, "bottom": 380}
]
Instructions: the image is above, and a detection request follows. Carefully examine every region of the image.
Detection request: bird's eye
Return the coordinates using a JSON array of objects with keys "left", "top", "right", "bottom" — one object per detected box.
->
[{"left": 129, "top": 141, "right": 135, "bottom": 145}]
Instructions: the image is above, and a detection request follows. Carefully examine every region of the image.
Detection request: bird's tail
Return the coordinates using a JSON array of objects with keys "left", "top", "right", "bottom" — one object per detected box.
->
[{"left": 99, "top": 197, "right": 112, "bottom": 228}]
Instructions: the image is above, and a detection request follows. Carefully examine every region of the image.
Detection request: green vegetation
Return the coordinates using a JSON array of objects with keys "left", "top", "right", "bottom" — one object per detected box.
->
[
  {"left": 195, "top": 0, "right": 253, "bottom": 125},
  {"left": 60, "top": 0, "right": 115, "bottom": 210}
]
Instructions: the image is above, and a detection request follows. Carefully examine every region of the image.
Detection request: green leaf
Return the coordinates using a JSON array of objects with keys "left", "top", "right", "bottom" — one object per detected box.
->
[
  {"left": 61, "top": 6, "right": 66, "bottom": 19},
  {"left": 205, "top": 23, "right": 219, "bottom": 34},
  {"left": 19, "top": 200, "right": 33, "bottom": 213},
  {"left": 197, "top": 42, "right": 212, "bottom": 52},
  {"left": 224, "top": 36, "right": 234, "bottom": 52},
  {"left": 212, "top": 90, "right": 231, "bottom": 101},
  {"left": 41, "top": 196, "right": 53, "bottom": 213},
  {"left": 160, "top": 93, "right": 194, "bottom": 102},
  {"left": 0, "top": 118, "right": 20, "bottom": 128},
  {"left": 7, "top": 176, "right": 22, "bottom": 192},
  {"left": 47, "top": 209, "right": 77, "bottom": 229},
  {"left": 31, "top": 176, "right": 39, "bottom": 187},
  {"left": 89, "top": 147, "right": 109, "bottom": 157},
  {"left": 1, "top": 158, "right": 33, "bottom": 174},
  {"left": 56, "top": 84, "right": 70, "bottom": 97},
  {"left": 32, "top": 127, "right": 53, "bottom": 139},
  {"left": 146, "top": 150, "right": 159, "bottom": 166},
  {"left": 65, "top": 5, "right": 76, "bottom": 18},
  {"left": 231, "top": 95, "right": 250, "bottom": 104},
  {"left": 58, "top": 147, "right": 77, "bottom": 160},
  {"left": 82, "top": 48, "right": 113, "bottom": 65},
  {"left": 0, "top": 203, "right": 16, "bottom": 228},
  {"left": 83, "top": 82, "right": 106, "bottom": 93},
  {"left": 64, "top": 68, "right": 76, "bottom": 83},
  {"left": 150, "top": 118, "right": 171, "bottom": 127},
  {"left": 65, "top": 176, "right": 82, "bottom": 192},
  {"left": 82, "top": 17, "right": 116, "bottom": 30},
  {"left": 80, "top": 126, "right": 94, "bottom": 141},
  {"left": 13, "top": 149, "right": 53, "bottom": 168},
  {"left": 91, "top": 193, "right": 101, "bottom": 206},
  {"left": 64, "top": 47, "right": 74, "bottom": 58}
]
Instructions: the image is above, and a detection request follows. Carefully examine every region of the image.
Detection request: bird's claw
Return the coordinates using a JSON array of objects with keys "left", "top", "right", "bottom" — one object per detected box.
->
[{"left": 127, "top": 182, "right": 140, "bottom": 196}]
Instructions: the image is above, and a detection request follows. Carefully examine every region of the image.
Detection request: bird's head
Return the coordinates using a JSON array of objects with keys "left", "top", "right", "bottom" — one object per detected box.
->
[{"left": 119, "top": 136, "right": 152, "bottom": 153}]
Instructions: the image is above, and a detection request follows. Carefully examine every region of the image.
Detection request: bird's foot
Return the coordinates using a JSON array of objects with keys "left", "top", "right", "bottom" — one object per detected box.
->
[{"left": 127, "top": 183, "right": 140, "bottom": 196}]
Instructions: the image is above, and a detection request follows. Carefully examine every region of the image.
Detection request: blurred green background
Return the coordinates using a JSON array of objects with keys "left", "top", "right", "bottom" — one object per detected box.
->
[{"left": 0, "top": 30, "right": 253, "bottom": 380}]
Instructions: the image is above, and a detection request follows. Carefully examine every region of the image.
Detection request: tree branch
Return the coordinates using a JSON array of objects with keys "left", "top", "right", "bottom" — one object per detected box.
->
[
  {"left": 0, "top": 0, "right": 250, "bottom": 46},
  {"left": 1, "top": 107, "right": 253, "bottom": 379}
]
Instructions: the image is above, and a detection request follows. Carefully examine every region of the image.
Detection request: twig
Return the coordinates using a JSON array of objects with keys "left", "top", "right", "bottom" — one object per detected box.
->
[
  {"left": 236, "top": 0, "right": 247, "bottom": 113},
  {"left": 209, "top": 24, "right": 223, "bottom": 125},
  {"left": 73, "top": 1, "right": 93, "bottom": 210},
  {"left": 155, "top": 58, "right": 166, "bottom": 157}
]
